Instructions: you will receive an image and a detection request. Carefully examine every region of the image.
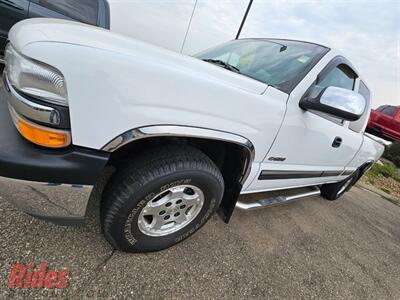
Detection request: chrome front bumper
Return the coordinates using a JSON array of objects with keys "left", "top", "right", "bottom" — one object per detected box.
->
[{"left": 0, "top": 177, "right": 92, "bottom": 225}]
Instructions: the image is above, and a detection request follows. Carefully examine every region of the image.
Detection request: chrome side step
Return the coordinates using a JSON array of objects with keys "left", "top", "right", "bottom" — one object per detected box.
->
[{"left": 236, "top": 187, "right": 321, "bottom": 210}]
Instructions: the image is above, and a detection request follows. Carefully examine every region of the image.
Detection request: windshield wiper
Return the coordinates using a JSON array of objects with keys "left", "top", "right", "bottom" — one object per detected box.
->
[{"left": 202, "top": 59, "right": 241, "bottom": 73}]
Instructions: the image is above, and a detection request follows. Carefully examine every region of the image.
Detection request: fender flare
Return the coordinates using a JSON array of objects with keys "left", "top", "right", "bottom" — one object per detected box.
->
[{"left": 101, "top": 125, "right": 255, "bottom": 185}]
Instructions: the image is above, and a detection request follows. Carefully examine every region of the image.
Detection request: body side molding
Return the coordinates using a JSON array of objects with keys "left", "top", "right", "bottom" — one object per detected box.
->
[{"left": 258, "top": 170, "right": 347, "bottom": 180}]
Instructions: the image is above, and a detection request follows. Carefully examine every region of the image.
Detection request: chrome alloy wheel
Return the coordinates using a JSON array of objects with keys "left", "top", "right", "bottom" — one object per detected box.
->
[{"left": 138, "top": 185, "right": 205, "bottom": 237}]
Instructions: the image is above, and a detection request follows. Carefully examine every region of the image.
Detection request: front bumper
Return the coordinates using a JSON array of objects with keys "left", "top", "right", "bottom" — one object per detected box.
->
[
  {"left": 0, "top": 74, "right": 109, "bottom": 225},
  {"left": 0, "top": 177, "right": 93, "bottom": 225}
]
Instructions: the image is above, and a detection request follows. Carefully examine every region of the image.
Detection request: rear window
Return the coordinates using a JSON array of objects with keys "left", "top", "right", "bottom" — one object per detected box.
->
[
  {"left": 358, "top": 81, "right": 370, "bottom": 103},
  {"left": 349, "top": 80, "right": 370, "bottom": 133},
  {"left": 38, "top": 0, "right": 98, "bottom": 25}
]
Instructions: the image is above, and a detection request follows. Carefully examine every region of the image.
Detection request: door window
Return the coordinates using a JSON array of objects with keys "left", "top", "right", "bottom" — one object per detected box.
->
[
  {"left": 381, "top": 106, "right": 396, "bottom": 116},
  {"left": 37, "top": 0, "right": 98, "bottom": 25},
  {"left": 306, "top": 64, "right": 357, "bottom": 124},
  {"left": 308, "top": 64, "right": 356, "bottom": 99}
]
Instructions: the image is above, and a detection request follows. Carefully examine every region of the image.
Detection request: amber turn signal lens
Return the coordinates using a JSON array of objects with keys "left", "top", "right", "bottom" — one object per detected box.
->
[{"left": 18, "top": 119, "right": 70, "bottom": 148}]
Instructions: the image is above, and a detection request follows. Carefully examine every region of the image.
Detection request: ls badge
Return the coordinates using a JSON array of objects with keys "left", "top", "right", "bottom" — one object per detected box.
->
[{"left": 268, "top": 156, "right": 286, "bottom": 162}]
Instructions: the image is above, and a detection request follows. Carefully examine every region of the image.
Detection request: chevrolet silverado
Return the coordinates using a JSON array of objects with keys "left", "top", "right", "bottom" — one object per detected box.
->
[{"left": 0, "top": 19, "right": 384, "bottom": 252}]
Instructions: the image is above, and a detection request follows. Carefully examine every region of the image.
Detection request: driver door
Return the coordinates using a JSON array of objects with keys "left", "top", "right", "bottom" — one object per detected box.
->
[{"left": 247, "top": 57, "right": 364, "bottom": 192}]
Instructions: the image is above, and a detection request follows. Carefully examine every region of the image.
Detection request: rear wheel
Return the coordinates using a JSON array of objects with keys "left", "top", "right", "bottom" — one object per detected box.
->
[
  {"left": 321, "top": 170, "right": 360, "bottom": 201},
  {"left": 101, "top": 145, "right": 224, "bottom": 252}
]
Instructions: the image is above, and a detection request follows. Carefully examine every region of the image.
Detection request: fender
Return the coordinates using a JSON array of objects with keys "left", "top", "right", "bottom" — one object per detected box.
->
[{"left": 102, "top": 125, "right": 256, "bottom": 222}]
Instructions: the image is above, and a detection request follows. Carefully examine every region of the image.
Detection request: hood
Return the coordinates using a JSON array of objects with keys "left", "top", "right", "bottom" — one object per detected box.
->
[{"left": 9, "top": 19, "right": 268, "bottom": 95}]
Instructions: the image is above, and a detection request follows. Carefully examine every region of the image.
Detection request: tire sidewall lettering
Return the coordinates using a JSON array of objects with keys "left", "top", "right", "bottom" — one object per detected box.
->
[{"left": 175, "top": 197, "right": 216, "bottom": 243}]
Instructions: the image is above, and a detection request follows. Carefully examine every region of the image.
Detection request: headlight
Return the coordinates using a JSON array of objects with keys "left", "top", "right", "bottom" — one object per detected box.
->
[{"left": 5, "top": 44, "right": 68, "bottom": 106}]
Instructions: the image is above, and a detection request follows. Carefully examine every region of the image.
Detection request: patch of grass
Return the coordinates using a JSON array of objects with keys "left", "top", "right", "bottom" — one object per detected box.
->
[
  {"left": 384, "top": 142, "right": 400, "bottom": 168},
  {"left": 366, "top": 163, "right": 400, "bottom": 182},
  {"left": 380, "top": 187, "right": 391, "bottom": 194}
]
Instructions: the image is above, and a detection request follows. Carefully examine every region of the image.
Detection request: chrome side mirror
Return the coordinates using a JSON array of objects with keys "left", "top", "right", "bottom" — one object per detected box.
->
[{"left": 300, "top": 86, "right": 366, "bottom": 121}]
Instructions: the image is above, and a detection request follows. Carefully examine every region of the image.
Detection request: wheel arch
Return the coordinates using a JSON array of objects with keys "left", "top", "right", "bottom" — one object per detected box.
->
[
  {"left": 101, "top": 126, "right": 256, "bottom": 222},
  {"left": 353, "top": 160, "right": 375, "bottom": 184}
]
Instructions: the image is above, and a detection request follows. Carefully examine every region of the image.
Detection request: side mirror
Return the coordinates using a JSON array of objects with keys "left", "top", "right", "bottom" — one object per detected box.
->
[{"left": 300, "top": 86, "right": 366, "bottom": 121}]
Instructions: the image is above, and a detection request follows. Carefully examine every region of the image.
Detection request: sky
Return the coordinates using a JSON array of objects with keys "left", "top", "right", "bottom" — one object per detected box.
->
[
  {"left": 239, "top": 0, "right": 400, "bottom": 108},
  {"left": 110, "top": 0, "right": 399, "bottom": 108}
]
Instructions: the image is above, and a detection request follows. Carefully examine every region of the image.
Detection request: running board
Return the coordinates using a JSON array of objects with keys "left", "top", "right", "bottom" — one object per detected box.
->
[{"left": 236, "top": 187, "right": 321, "bottom": 210}]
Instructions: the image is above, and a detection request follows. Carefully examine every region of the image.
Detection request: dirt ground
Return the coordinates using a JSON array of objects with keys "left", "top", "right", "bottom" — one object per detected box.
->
[{"left": 0, "top": 186, "right": 399, "bottom": 299}]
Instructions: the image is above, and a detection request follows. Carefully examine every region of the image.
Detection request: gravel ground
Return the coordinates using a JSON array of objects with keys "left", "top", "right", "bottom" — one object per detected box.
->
[{"left": 0, "top": 186, "right": 399, "bottom": 299}]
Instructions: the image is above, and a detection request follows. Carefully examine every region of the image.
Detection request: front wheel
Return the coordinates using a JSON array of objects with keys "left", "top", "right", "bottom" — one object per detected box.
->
[
  {"left": 320, "top": 170, "right": 360, "bottom": 201},
  {"left": 101, "top": 145, "right": 224, "bottom": 252}
]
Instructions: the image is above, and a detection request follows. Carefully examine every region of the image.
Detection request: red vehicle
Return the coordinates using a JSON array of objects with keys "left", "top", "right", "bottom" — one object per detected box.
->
[{"left": 367, "top": 105, "right": 400, "bottom": 142}]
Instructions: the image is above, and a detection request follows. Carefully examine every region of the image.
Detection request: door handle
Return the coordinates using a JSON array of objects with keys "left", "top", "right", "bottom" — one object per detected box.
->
[
  {"left": 0, "top": 0, "right": 23, "bottom": 10},
  {"left": 332, "top": 136, "right": 342, "bottom": 148}
]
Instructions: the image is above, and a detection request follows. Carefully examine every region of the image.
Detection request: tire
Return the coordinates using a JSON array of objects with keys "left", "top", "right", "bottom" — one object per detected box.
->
[
  {"left": 320, "top": 170, "right": 360, "bottom": 201},
  {"left": 101, "top": 145, "right": 224, "bottom": 252}
]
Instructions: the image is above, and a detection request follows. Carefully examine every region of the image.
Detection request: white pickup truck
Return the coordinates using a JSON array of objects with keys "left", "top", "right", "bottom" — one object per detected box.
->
[{"left": 0, "top": 19, "right": 384, "bottom": 252}]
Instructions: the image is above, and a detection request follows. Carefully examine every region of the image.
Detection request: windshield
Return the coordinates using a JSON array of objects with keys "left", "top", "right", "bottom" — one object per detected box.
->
[{"left": 195, "top": 39, "right": 329, "bottom": 93}]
